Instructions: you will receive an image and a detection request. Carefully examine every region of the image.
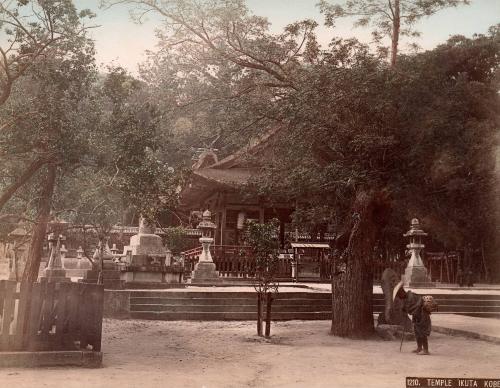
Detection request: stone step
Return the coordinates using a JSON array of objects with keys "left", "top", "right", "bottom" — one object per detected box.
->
[
  {"left": 432, "top": 294, "right": 500, "bottom": 300},
  {"left": 129, "top": 297, "right": 333, "bottom": 306},
  {"left": 397, "top": 300, "right": 500, "bottom": 308},
  {"left": 129, "top": 296, "right": 500, "bottom": 306},
  {"left": 130, "top": 311, "right": 331, "bottom": 321},
  {"left": 128, "top": 290, "right": 500, "bottom": 301},
  {"left": 130, "top": 303, "right": 332, "bottom": 313},
  {"left": 129, "top": 303, "right": 500, "bottom": 313},
  {"left": 122, "top": 282, "right": 186, "bottom": 290},
  {"left": 432, "top": 299, "right": 500, "bottom": 305},
  {"left": 129, "top": 291, "right": 333, "bottom": 299},
  {"left": 131, "top": 304, "right": 257, "bottom": 313},
  {"left": 128, "top": 303, "right": 500, "bottom": 316},
  {"left": 130, "top": 310, "right": 500, "bottom": 320},
  {"left": 124, "top": 290, "right": 500, "bottom": 320},
  {"left": 130, "top": 296, "right": 258, "bottom": 305},
  {"left": 428, "top": 305, "right": 500, "bottom": 313}
]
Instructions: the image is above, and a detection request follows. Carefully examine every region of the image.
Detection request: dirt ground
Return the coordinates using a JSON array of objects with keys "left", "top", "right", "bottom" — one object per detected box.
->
[{"left": 1, "top": 319, "right": 499, "bottom": 388}]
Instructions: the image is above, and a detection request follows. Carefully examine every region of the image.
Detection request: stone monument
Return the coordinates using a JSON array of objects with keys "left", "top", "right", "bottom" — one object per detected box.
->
[
  {"left": 120, "top": 217, "right": 183, "bottom": 284},
  {"left": 41, "top": 233, "right": 70, "bottom": 283},
  {"left": 93, "top": 239, "right": 115, "bottom": 269},
  {"left": 7, "top": 226, "right": 29, "bottom": 281},
  {"left": 403, "top": 218, "right": 434, "bottom": 288},
  {"left": 76, "top": 246, "right": 84, "bottom": 269},
  {"left": 376, "top": 268, "right": 413, "bottom": 340},
  {"left": 191, "top": 210, "right": 221, "bottom": 283}
]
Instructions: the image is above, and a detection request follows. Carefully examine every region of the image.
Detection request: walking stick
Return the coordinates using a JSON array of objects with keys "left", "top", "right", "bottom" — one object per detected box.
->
[{"left": 400, "top": 324, "right": 405, "bottom": 352}]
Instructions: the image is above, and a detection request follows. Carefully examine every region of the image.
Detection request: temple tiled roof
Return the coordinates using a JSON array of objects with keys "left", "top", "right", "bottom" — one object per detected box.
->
[
  {"left": 179, "top": 126, "right": 282, "bottom": 208},
  {"left": 194, "top": 167, "right": 258, "bottom": 186}
]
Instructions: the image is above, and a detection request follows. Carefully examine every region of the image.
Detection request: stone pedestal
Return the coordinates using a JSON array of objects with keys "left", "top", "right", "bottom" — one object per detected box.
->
[
  {"left": 82, "top": 268, "right": 124, "bottom": 289},
  {"left": 43, "top": 268, "right": 70, "bottom": 283},
  {"left": 191, "top": 261, "right": 220, "bottom": 283},
  {"left": 190, "top": 222, "right": 221, "bottom": 283},
  {"left": 404, "top": 264, "right": 434, "bottom": 288},
  {"left": 41, "top": 234, "right": 69, "bottom": 283},
  {"left": 119, "top": 218, "right": 183, "bottom": 285},
  {"left": 403, "top": 219, "right": 434, "bottom": 288}
]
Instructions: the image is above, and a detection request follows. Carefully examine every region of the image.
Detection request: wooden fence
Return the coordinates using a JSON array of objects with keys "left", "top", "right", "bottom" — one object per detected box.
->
[
  {"left": 0, "top": 280, "right": 103, "bottom": 352},
  {"left": 183, "top": 245, "right": 407, "bottom": 282}
]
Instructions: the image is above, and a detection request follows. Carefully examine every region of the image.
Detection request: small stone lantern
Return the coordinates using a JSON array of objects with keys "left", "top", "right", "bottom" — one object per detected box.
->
[
  {"left": 60, "top": 244, "right": 68, "bottom": 260},
  {"left": 76, "top": 246, "right": 84, "bottom": 259},
  {"left": 46, "top": 233, "right": 65, "bottom": 270},
  {"left": 76, "top": 246, "right": 84, "bottom": 269},
  {"left": 197, "top": 210, "right": 216, "bottom": 262},
  {"left": 403, "top": 218, "right": 434, "bottom": 288},
  {"left": 191, "top": 210, "right": 220, "bottom": 282},
  {"left": 43, "top": 233, "right": 69, "bottom": 282},
  {"left": 7, "top": 226, "right": 28, "bottom": 281}
]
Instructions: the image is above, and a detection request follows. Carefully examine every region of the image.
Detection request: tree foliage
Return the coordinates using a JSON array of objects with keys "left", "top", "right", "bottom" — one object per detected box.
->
[
  {"left": 243, "top": 219, "right": 279, "bottom": 337},
  {"left": 0, "top": 0, "right": 95, "bottom": 106},
  {"left": 318, "top": 0, "right": 470, "bottom": 66},
  {"left": 94, "top": 66, "right": 183, "bottom": 223},
  {"left": 110, "top": 0, "right": 499, "bottom": 336},
  {"left": 105, "top": 0, "right": 319, "bottom": 156},
  {"left": 0, "top": 0, "right": 96, "bottom": 220}
]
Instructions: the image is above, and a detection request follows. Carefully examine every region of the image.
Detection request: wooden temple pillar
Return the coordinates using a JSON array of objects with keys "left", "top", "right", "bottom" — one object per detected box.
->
[
  {"left": 279, "top": 219, "right": 285, "bottom": 249},
  {"left": 220, "top": 208, "right": 227, "bottom": 246}
]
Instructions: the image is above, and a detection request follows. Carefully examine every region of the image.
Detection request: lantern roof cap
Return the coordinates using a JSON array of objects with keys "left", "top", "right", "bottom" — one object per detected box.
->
[
  {"left": 403, "top": 218, "right": 427, "bottom": 237},
  {"left": 8, "top": 227, "right": 27, "bottom": 238},
  {"left": 197, "top": 210, "right": 216, "bottom": 230}
]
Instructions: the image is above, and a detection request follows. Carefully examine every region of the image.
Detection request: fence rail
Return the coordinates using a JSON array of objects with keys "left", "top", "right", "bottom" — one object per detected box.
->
[
  {"left": 0, "top": 280, "right": 103, "bottom": 352},
  {"left": 182, "top": 245, "right": 407, "bottom": 282}
]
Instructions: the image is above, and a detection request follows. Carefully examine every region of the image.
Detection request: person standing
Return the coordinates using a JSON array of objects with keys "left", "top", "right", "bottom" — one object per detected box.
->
[{"left": 395, "top": 284, "right": 438, "bottom": 355}]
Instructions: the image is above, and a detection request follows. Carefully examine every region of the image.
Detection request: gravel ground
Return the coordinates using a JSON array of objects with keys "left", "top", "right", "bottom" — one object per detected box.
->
[{"left": 1, "top": 319, "right": 499, "bottom": 388}]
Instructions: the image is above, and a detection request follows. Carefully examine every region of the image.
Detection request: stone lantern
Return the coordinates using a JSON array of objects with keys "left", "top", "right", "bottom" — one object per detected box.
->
[
  {"left": 111, "top": 243, "right": 119, "bottom": 256},
  {"left": 42, "top": 233, "right": 69, "bottom": 282},
  {"left": 7, "top": 226, "right": 28, "bottom": 281},
  {"left": 191, "top": 210, "right": 220, "bottom": 282},
  {"left": 403, "top": 218, "right": 434, "bottom": 288},
  {"left": 76, "top": 246, "right": 84, "bottom": 269},
  {"left": 76, "top": 246, "right": 84, "bottom": 259},
  {"left": 198, "top": 210, "right": 216, "bottom": 261},
  {"left": 60, "top": 244, "right": 68, "bottom": 260}
]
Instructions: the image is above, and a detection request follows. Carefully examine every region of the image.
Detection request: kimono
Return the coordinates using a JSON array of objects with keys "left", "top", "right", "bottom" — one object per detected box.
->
[{"left": 404, "top": 291, "right": 432, "bottom": 338}]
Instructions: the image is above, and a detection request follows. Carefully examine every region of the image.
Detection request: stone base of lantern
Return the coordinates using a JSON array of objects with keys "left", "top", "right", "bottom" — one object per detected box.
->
[
  {"left": 191, "top": 262, "right": 221, "bottom": 283},
  {"left": 404, "top": 265, "right": 434, "bottom": 288},
  {"left": 41, "top": 268, "right": 70, "bottom": 283},
  {"left": 120, "top": 265, "right": 184, "bottom": 285},
  {"left": 79, "top": 268, "right": 124, "bottom": 289}
]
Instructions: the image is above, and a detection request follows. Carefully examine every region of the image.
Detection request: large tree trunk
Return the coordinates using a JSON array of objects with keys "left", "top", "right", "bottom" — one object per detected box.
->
[
  {"left": 331, "top": 249, "right": 375, "bottom": 338},
  {"left": 22, "top": 164, "right": 57, "bottom": 284},
  {"left": 331, "top": 190, "right": 390, "bottom": 338},
  {"left": 390, "top": 0, "right": 400, "bottom": 68}
]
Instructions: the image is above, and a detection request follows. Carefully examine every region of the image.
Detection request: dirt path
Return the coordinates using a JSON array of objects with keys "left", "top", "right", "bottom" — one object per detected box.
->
[{"left": 1, "top": 319, "right": 499, "bottom": 388}]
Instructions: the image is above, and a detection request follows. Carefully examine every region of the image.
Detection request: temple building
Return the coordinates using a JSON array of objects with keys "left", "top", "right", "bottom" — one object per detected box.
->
[{"left": 179, "top": 128, "right": 294, "bottom": 248}]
